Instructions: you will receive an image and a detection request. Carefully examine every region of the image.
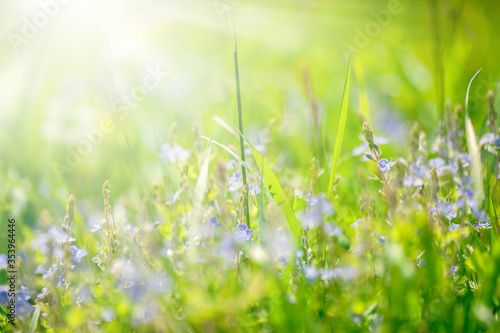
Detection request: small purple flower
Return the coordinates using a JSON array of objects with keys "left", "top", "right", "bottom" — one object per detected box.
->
[
  {"left": 235, "top": 223, "right": 254, "bottom": 242},
  {"left": 57, "top": 276, "right": 67, "bottom": 288},
  {"left": 457, "top": 153, "right": 471, "bottom": 167},
  {"left": 323, "top": 223, "right": 343, "bottom": 237},
  {"left": 352, "top": 136, "right": 389, "bottom": 156},
  {"left": 228, "top": 172, "right": 243, "bottom": 192},
  {"left": 0, "top": 286, "right": 8, "bottom": 305},
  {"left": 320, "top": 268, "right": 334, "bottom": 281},
  {"left": 303, "top": 265, "right": 319, "bottom": 280},
  {"left": 403, "top": 175, "right": 423, "bottom": 188},
  {"left": 494, "top": 137, "right": 500, "bottom": 149},
  {"left": 159, "top": 143, "right": 191, "bottom": 163},
  {"left": 37, "top": 287, "right": 50, "bottom": 299},
  {"left": 448, "top": 223, "right": 461, "bottom": 231},
  {"left": 70, "top": 245, "right": 88, "bottom": 263},
  {"left": 90, "top": 219, "right": 106, "bottom": 233},
  {"left": 248, "top": 184, "right": 261, "bottom": 196},
  {"left": 333, "top": 266, "right": 359, "bottom": 280},
  {"left": 479, "top": 133, "right": 496, "bottom": 146},
  {"left": 0, "top": 254, "right": 7, "bottom": 269},
  {"left": 449, "top": 265, "right": 458, "bottom": 276},
  {"left": 350, "top": 218, "right": 364, "bottom": 229},
  {"left": 428, "top": 157, "right": 445, "bottom": 169},
  {"left": 377, "top": 158, "right": 396, "bottom": 172},
  {"left": 473, "top": 220, "right": 493, "bottom": 230},
  {"left": 165, "top": 189, "right": 182, "bottom": 205},
  {"left": 42, "top": 264, "right": 58, "bottom": 279},
  {"left": 92, "top": 256, "right": 103, "bottom": 268},
  {"left": 209, "top": 216, "right": 221, "bottom": 228}
]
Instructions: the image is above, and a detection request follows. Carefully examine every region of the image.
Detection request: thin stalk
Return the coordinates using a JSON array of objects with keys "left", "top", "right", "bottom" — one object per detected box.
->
[
  {"left": 226, "top": 1, "right": 250, "bottom": 227},
  {"left": 103, "top": 181, "right": 113, "bottom": 261}
]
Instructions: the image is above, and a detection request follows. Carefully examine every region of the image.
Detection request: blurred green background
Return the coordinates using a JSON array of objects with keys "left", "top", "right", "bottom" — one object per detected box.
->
[{"left": 0, "top": 0, "right": 499, "bottom": 229}]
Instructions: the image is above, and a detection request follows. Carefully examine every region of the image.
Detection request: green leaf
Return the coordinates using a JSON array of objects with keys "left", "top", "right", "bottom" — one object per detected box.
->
[
  {"left": 211, "top": 117, "right": 301, "bottom": 237},
  {"left": 248, "top": 142, "right": 301, "bottom": 237},
  {"left": 465, "top": 68, "right": 482, "bottom": 118},
  {"left": 328, "top": 47, "right": 352, "bottom": 196},
  {"left": 464, "top": 69, "right": 484, "bottom": 203},
  {"left": 29, "top": 306, "right": 42, "bottom": 333}
]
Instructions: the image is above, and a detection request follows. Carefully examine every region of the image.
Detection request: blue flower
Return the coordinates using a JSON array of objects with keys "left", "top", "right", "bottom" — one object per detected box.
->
[
  {"left": 448, "top": 223, "right": 461, "bottom": 231},
  {"left": 410, "top": 157, "right": 431, "bottom": 179},
  {"left": 323, "top": 223, "right": 343, "bottom": 237},
  {"left": 494, "top": 137, "right": 500, "bottom": 149},
  {"left": 92, "top": 256, "right": 103, "bottom": 268},
  {"left": 101, "top": 307, "right": 116, "bottom": 322},
  {"left": 479, "top": 133, "right": 496, "bottom": 146},
  {"left": 248, "top": 184, "right": 261, "bottom": 196},
  {"left": 352, "top": 136, "right": 389, "bottom": 156},
  {"left": 0, "top": 254, "right": 7, "bottom": 269},
  {"left": 449, "top": 265, "right": 458, "bottom": 276},
  {"left": 457, "top": 153, "right": 471, "bottom": 167},
  {"left": 165, "top": 189, "right": 182, "bottom": 205},
  {"left": 303, "top": 265, "right": 319, "bottom": 280},
  {"left": 0, "top": 286, "right": 8, "bottom": 305},
  {"left": 350, "top": 218, "right": 364, "bottom": 229},
  {"left": 159, "top": 143, "right": 191, "bottom": 163},
  {"left": 209, "top": 216, "right": 221, "bottom": 228},
  {"left": 403, "top": 175, "right": 423, "bottom": 188},
  {"left": 57, "top": 276, "right": 67, "bottom": 288},
  {"left": 235, "top": 223, "right": 254, "bottom": 242},
  {"left": 377, "top": 158, "right": 396, "bottom": 172},
  {"left": 37, "top": 286, "right": 50, "bottom": 299},
  {"left": 320, "top": 268, "right": 334, "bottom": 281},
  {"left": 473, "top": 220, "right": 493, "bottom": 230},
  {"left": 70, "top": 245, "right": 88, "bottom": 263},
  {"left": 42, "top": 264, "right": 58, "bottom": 279},
  {"left": 228, "top": 172, "right": 243, "bottom": 192},
  {"left": 90, "top": 219, "right": 106, "bottom": 233},
  {"left": 428, "top": 157, "right": 445, "bottom": 169},
  {"left": 332, "top": 266, "right": 359, "bottom": 280}
]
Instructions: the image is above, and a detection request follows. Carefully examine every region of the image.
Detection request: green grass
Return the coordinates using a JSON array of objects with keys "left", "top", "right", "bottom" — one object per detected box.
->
[{"left": 1, "top": 1, "right": 500, "bottom": 332}]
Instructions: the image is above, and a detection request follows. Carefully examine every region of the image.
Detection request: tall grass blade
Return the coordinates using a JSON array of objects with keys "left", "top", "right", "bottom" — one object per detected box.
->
[
  {"left": 465, "top": 69, "right": 484, "bottom": 203},
  {"left": 354, "top": 57, "right": 370, "bottom": 122},
  {"left": 465, "top": 119, "right": 484, "bottom": 203},
  {"left": 190, "top": 133, "right": 213, "bottom": 227},
  {"left": 327, "top": 48, "right": 352, "bottom": 196},
  {"left": 204, "top": 136, "right": 299, "bottom": 237},
  {"left": 225, "top": 0, "right": 250, "bottom": 227},
  {"left": 248, "top": 142, "right": 301, "bottom": 237},
  {"left": 29, "top": 305, "right": 42, "bottom": 333},
  {"left": 465, "top": 68, "right": 482, "bottom": 117},
  {"left": 210, "top": 118, "right": 301, "bottom": 237}
]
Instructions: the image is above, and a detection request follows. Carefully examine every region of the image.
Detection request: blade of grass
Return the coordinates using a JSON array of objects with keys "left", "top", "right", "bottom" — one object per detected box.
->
[
  {"left": 29, "top": 305, "right": 42, "bottom": 333},
  {"left": 354, "top": 57, "right": 370, "bottom": 122},
  {"left": 225, "top": 0, "right": 250, "bottom": 228},
  {"left": 210, "top": 118, "right": 301, "bottom": 237},
  {"left": 248, "top": 142, "right": 301, "bottom": 237},
  {"left": 327, "top": 47, "right": 352, "bottom": 196},
  {"left": 465, "top": 68, "right": 482, "bottom": 118},
  {"left": 204, "top": 136, "right": 300, "bottom": 236},
  {"left": 190, "top": 133, "right": 213, "bottom": 228},
  {"left": 465, "top": 69, "right": 484, "bottom": 203}
]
